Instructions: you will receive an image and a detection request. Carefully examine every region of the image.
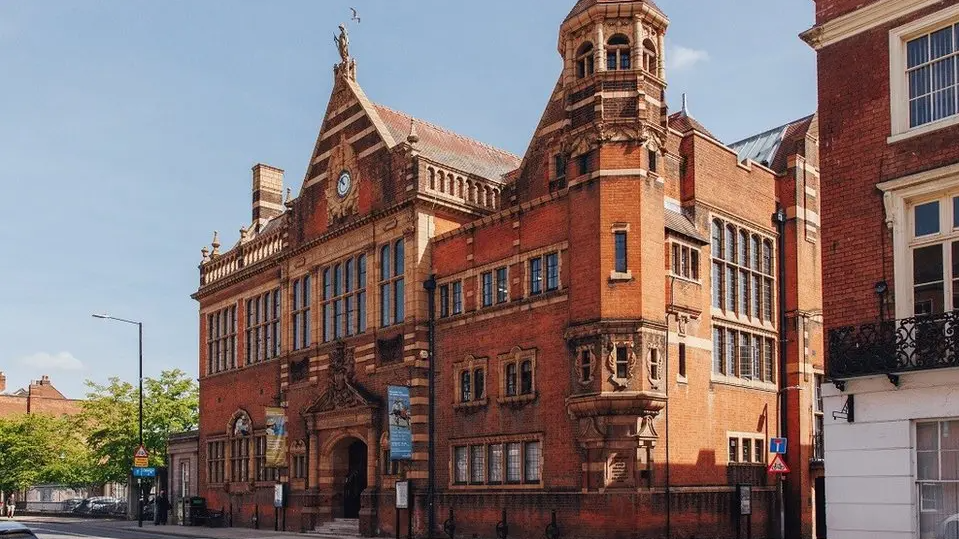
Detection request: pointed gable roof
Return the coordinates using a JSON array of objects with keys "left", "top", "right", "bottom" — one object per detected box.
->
[
  {"left": 565, "top": 0, "right": 664, "bottom": 22},
  {"left": 373, "top": 104, "right": 520, "bottom": 182}
]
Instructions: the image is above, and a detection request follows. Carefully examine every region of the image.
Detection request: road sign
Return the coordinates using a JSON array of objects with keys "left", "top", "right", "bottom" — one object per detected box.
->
[
  {"left": 132, "top": 467, "right": 156, "bottom": 478},
  {"left": 133, "top": 445, "right": 149, "bottom": 468},
  {"left": 767, "top": 453, "right": 790, "bottom": 474},
  {"left": 769, "top": 437, "right": 788, "bottom": 455}
]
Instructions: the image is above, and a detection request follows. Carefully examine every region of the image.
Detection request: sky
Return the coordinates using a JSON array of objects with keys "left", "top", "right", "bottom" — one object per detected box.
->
[{"left": 0, "top": 1, "right": 816, "bottom": 399}]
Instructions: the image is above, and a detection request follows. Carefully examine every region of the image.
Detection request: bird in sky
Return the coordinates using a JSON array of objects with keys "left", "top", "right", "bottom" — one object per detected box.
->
[{"left": 350, "top": 7, "right": 361, "bottom": 24}]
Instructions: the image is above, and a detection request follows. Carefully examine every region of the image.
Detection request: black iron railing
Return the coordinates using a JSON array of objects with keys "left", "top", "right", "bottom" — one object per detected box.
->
[
  {"left": 811, "top": 432, "right": 824, "bottom": 463},
  {"left": 828, "top": 311, "right": 959, "bottom": 379}
]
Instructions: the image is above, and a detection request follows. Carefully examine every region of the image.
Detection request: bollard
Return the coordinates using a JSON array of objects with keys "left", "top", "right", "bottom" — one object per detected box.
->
[
  {"left": 253, "top": 504, "right": 259, "bottom": 529},
  {"left": 496, "top": 508, "right": 509, "bottom": 539},
  {"left": 443, "top": 508, "right": 456, "bottom": 539},
  {"left": 544, "top": 509, "right": 560, "bottom": 539}
]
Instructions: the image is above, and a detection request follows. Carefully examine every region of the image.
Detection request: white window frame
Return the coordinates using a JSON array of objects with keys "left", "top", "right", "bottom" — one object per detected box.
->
[
  {"left": 880, "top": 164, "right": 959, "bottom": 318},
  {"left": 889, "top": 3, "right": 959, "bottom": 143}
]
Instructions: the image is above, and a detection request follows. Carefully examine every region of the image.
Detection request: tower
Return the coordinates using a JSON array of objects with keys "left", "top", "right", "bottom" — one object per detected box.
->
[{"left": 555, "top": 0, "right": 672, "bottom": 492}]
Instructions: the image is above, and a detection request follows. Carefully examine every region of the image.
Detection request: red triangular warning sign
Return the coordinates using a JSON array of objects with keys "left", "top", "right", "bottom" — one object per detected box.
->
[
  {"left": 767, "top": 453, "right": 790, "bottom": 474},
  {"left": 134, "top": 446, "right": 149, "bottom": 458}
]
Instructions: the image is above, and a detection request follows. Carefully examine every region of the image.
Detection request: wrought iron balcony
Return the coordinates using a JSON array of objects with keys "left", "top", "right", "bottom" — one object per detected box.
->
[
  {"left": 828, "top": 311, "right": 959, "bottom": 382},
  {"left": 811, "top": 432, "right": 824, "bottom": 463}
]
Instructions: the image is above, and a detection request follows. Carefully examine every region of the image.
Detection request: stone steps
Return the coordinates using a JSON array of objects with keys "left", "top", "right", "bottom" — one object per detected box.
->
[{"left": 309, "top": 517, "right": 361, "bottom": 538}]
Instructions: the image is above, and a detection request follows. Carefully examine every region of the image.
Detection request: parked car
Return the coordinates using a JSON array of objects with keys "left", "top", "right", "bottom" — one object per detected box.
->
[
  {"left": 61, "top": 498, "right": 84, "bottom": 513},
  {"left": 72, "top": 496, "right": 122, "bottom": 515},
  {"left": 0, "top": 521, "right": 39, "bottom": 538}
]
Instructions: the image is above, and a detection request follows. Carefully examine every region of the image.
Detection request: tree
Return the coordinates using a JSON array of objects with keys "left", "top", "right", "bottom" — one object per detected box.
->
[
  {"left": 0, "top": 414, "right": 95, "bottom": 492},
  {"left": 80, "top": 369, "right": 198, "bottom": 484}
]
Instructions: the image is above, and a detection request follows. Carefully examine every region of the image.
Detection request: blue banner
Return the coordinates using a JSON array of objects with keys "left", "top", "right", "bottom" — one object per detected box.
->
[{"left": 387, "top": 385, "right": 412, "bottom": 460}]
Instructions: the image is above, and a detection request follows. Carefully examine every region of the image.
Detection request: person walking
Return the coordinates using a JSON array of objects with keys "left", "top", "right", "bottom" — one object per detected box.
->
[
  {"left": 155, "top": 490, "right": 170, "bottom": 525},
  {"left": 5, "top": 494, "right": 15, "bottom": 519}
]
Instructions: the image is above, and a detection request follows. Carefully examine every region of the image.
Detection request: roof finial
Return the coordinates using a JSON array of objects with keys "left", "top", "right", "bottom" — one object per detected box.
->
[
  {"left": 285, "top": 187, "right": 293, "bottom": 208},
  {"left": 211, "top": 230, "right": 221, "bottom": 256},
  {"left": 407, "top": 118, "right": 420, "bottom": 145},
  {"left": 681, "top": 93, "right": 689, "bottom": 115},
  {"left": 201, "top": 246, "right": 210, "bottom": 263}
]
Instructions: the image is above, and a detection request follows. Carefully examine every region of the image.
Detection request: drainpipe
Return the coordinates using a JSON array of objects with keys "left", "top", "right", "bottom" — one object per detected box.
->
[
  {"left": 423, "top": 275, "right": 437, "bottom": 539},
  {"left": 772, "top": 206, "right": 788, "bottom": 539},
  {"left": 664, "top": 276, "right": 675, "bottom": 539}
]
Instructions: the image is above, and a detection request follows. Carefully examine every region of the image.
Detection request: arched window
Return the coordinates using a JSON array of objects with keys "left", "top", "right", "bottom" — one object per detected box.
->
[
  {"left": 457, "top": 177, "right": 464, "bottom": 198},
  {"left": 643, "top": 39, "right": 658, "bottom": 74},
  {"left": 437, "top": 172, "right": 445, "bottom": 193},
  {"left": 712, "top": 219, "right": 723, "bottom": 255},
  {"left": 576, "top": 42, "right": 595, "bottom": 79},
  {"left": 466, "top": 180, "right": 475, "bottom": 203},
  {"left": 607, "top": 34, "right": 631, "bottom": 71},
  {"left": 428, "top": 168, "right": 435, "bottom": 190},
  {"left": 739, "top": 230, "right": 749, "bottom": 267}
]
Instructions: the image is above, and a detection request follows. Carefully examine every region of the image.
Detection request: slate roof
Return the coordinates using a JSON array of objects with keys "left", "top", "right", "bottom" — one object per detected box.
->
[
  {"left": 728, "top": 115, "right": 815, "bottom": 173},
  {"left": 565, "top": 0, "right": 664, "bottom": 22},
  {"left": 373, "top": 104, "right": 521, "bottom": 183},
  {"left": 665, "top": 209, "right": 707, "bottom": 243}
]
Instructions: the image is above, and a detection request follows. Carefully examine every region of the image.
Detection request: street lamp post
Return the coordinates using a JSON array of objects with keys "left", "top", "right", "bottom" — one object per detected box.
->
[{"left": 93, "top": 314, "right": 144, "bottom": 528}]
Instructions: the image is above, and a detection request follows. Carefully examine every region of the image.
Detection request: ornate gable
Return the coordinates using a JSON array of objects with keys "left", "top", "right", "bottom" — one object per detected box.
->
[{"left": 306, "top": 342, "right": 377, "bottom": 414}]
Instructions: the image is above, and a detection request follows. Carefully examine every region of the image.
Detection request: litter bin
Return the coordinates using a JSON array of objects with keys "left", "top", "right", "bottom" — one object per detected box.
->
[{"left": 188, "top": 497, "right": 206, "bottom": 527}]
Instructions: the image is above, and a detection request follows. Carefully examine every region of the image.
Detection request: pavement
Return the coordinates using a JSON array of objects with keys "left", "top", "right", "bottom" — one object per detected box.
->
[{"left": 13, "top": 516, "right": 313, "bottom": 539}]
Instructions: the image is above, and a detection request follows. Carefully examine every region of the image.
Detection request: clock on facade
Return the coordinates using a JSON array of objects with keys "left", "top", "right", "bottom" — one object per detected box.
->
[{"left": 336, "top": 170, "right": 352, "bottom": 198}]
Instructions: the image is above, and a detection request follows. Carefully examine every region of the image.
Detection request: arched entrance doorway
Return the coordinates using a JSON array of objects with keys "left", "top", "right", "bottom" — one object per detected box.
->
[{"left": 330, "top": 437, "right": 368, "bottom": 519}]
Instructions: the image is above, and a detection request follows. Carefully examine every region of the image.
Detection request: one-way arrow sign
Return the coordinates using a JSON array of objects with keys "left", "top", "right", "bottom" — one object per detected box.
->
[{"left": 767, "top": 453, "right": 790, "bottom": 474}]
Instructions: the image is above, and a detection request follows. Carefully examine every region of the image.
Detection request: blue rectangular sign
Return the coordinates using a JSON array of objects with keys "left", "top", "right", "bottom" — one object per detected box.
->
[
  {"left": 388, "top": 385, "right": 412, "bottom": 460},
  {"left": 132, "top": 467, "right": 156, "bottom": 478},
  {"left": 769, "top": 438, "right": 787, "bottom": 455}
]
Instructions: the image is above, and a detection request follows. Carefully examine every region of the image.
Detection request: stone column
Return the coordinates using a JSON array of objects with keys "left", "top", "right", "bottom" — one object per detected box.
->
[
  {"left": 657, "top": 32, "right": 666, "bottom": 79},
  {"left": 633, "top": 18, "right": 643, "bottom": 70},
  {"left": 595, "top": 23, "right": 606, "bottom": 72}
]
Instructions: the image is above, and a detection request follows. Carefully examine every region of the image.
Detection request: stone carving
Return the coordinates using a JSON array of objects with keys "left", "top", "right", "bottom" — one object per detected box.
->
[
  {"left": 308, "top": 342, "right": 369, "bottom": 413},
  {"left": 334, "top": 24, "right": 349, "bottom": 63},
  {"left": 677, "top": 315, "right": 690, "bottom": 337},
  {"left": 230, "top": 409, "right": 252, "bottom": 437},
  {"left": 637, "top": 413, "right": 659, "bottom": 441}
]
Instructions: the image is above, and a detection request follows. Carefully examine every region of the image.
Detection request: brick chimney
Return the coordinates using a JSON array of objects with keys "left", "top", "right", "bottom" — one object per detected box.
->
[
  {"left": 0, "top": 371, "right": 5, "bottom": 393},
  {"left": 252, "top": 164, "right": 284, "bottom": 232}
]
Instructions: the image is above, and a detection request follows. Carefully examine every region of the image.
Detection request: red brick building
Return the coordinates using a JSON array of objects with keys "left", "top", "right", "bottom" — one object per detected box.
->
[
  {"left": 193, "top": 1, "right": 824, "bottom": 537},
  {"left": 0, "top": 373, "right": 81, "bottom": 418},
  {"left": 803, "top": 0, "right": 959, "bottom": 537}
]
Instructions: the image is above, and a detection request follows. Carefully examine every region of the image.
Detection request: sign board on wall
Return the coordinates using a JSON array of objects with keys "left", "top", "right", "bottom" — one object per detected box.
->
[
  {"left": 388, "top": 386, "right": 412, "bottom": 460},
  {"left": 274, "top": 483, "right": 285, "bottom": 509},
  {"left": 395, "top": 481, "right": 409, "bottom": 509},
  {"left": 738, "top": 484, "right": 752, "bottom": 515},
  {"left": 265, "top": 407, "right": 288, "bottom": 467}
]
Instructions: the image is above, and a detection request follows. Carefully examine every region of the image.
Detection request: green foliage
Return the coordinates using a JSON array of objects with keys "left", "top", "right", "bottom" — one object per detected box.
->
[
  {"left": 0, "top": 414, "right": 95, "bottom": 491},
  {"left": 80, "top": 369, "right": 198, "bottom": 484}
]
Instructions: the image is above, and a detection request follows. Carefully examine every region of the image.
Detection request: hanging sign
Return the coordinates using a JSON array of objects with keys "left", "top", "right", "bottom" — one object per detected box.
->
[
  {"left": 265, "top": 407, "right": 288, "bottom": 467},
  {"left": 388, "top": 386, "right": 412, "bottom": 460}
]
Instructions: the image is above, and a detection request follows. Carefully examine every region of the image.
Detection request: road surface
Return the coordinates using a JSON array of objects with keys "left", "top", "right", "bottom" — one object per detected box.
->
[{"left": 30, "top": 520, "right": 180, "bottom": 539}]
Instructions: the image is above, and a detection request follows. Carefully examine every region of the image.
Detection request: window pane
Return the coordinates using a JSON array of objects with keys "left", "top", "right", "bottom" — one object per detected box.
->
[
  {"left": 345, "top": 259, "right": 353, "bottom": 293},
  {"left": 454, "top": 447, "right": 468, "bottom": 483},
  {"left": 525, "top": 442, "right": 542, "bottom": 482},
  {"left": 546, "top": 253, "right": 559, "bottom": 291},
  {"left": 521, "top": 360, "right": 533, "bottom": 395},
  {"left": 482, "top": 272, "right": 493, "bottom": 307},
  {"left": 460, "top": 370, "right": 471, "bottom": 402},
  {"left": 380, "top": 245, "right": 391, "bottom": 280},
  {"left": 607, "top": 51, "right": 617, "bottom": 71},
  {"left": 908, "top": 35, "right": 930, "bottom": 68},
  {"left": 474, "top": 369, "right": 485, "bottom": 399},
  {"left": 488, "top": 444, "right": 503, "bottom": 482},
  {"left": 919, "top": 422, "right": 939, "bottom": 450},
  {"left": 358, "top": 254, "right": 367, "bottom": 288},
  {"left": 471, "top": 446, "right": 485, "bottom": 483},
  {"left": 916, "top": 201, "right": 943, "bottom": 237},
  {"left": 919, "top": 450, "right": 939, "bottom": 480},
  {"left": 725, "top": 226, "right": 735, "bottom": 262},
  {"left": 712, "top": 262, "right": 723, "bottom": 308},
  {"left": 615, "top": 232, "right": 627, "bottom": 273},
  {"left": 506, "top": 443, "right": 522, "bottom": 482},
  {"left": 713, "top": 328, "right": 723, "bottom": 374},
  {"left": 496, "top": 268, "right": 508, "bottom": 303},
  {"left": 954, "top": 242, "right": 959, "bottom": 310},
  {"left": 394, "top": 239, "right": 405, "bottom": 277},
  {"left": 712, "top": 220, "right": 722, "bottom": 254},
  {"left": 743, "top": 438, "right": 752, "bottom": 462},
  {"left": 394, "top": 278, "right": 405, "bottom": 322},
  {"left": 530, "top": 257, "right": 543, "bottom": 295},
  {"left": 755, "top": 439, "right": 764, "bottom": 464},
  {"left": 452, "top": 282, "right": 462, "bottom": 314},
  {"left": 506, "top": 363, "right": 517, "bottom": 396},
  {"left": 440, "top": 285, "right": 450, "bottom": 318},
  {"left": 729, "top": 438, "right": 738, "bottom": 462},
  {"left": 914, "top": 245, "right": 945, "bottom": 315},
  {"left": 381, "top": 283, "right": 391, "bottom": 326},
  {"left": 931, "top": 26, "right": 954, "bottom": 59}
]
